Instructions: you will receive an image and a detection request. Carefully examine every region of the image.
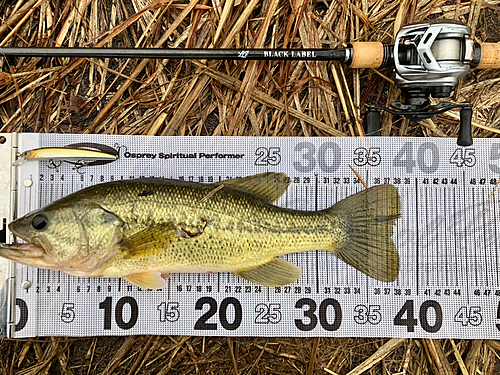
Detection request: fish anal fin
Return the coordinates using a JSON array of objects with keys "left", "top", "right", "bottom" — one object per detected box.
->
[
  {"left": 219, "top": 173, "right": 290, "bottom": 203},
  {"left": 235, "top": 257, "right": 302, "bottom": 286},
  {"left": 121, "top": 223, "right": 180, "bottom": 259},
  {"left": 123, "top": 271, "right": 166, "bottom": 290}
]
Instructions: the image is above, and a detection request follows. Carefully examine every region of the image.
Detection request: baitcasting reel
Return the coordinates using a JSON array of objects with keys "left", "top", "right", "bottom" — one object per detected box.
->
[{"left": 359, "top": 19, "right": 487, "bottom": 145}]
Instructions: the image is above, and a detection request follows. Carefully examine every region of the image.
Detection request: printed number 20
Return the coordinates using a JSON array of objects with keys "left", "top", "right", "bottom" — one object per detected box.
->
[{"left": 194, "top": 297, "right": 242, "bottom": 331}]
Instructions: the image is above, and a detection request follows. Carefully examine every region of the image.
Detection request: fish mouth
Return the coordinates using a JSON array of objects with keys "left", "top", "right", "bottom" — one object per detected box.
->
[
  {"left": 0, "top": 242, "right": 46, "bottom": 262},
  {"left": 8, "top": 220, "right": 51, "bottom": 255},
  {"left": 3, "top": 220, "right": 55, "bottom": 268}
]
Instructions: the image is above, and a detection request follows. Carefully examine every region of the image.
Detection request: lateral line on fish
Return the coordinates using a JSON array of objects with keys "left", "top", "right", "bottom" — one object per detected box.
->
[
  {"left": 348, "top": 164, "right": 367, "bottom": 189},
  {"left": 198, "top": 184, "right": 224, "bottom": 204}
]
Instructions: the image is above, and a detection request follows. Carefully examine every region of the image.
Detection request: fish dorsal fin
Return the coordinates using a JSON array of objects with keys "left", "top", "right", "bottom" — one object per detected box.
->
[
  {"left": 234, "top": 257, "right": 302, "bottom": 286},
  {"left": 121, "top": 223, "right": 181, "bottom": 259},
  {"left": 123, "top": 271, "right": 166, "bottom": 289},
  {"left": 219, "top": 172, "right": 290, "bottom": 203}
]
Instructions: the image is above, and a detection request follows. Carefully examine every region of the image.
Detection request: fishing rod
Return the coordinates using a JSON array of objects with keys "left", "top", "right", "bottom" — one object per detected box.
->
[
  {"left": 0, "top": 47, "right": 349, "bottom": 61},
  {"left": 2, "top": 19, "right": 500, "bottom": 146}
]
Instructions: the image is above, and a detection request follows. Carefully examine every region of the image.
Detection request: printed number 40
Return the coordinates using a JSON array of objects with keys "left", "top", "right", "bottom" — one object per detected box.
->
[{"left": 394, "top": 300, "right": 442, "bottom": 333}]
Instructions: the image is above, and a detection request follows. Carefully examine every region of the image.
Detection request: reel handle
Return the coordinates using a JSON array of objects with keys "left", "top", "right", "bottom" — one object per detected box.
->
[
  {"left": 475, "top": 43, "right": 500, "bottom": 69},
  {"left": 365, "top": 109, "right": 381, "bottom": 136},
  {"left": 457, "top": 107, "right": 473, "bottom": 146}
]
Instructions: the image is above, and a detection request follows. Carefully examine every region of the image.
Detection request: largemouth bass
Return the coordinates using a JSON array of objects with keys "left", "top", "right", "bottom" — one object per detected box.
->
[{"left": 0, "top": 173, "right": 401, "bottom": 289}]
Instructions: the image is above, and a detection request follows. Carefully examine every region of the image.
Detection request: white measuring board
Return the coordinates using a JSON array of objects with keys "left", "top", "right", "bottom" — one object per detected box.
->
[{"left": 1, "top": 133, "right": 500, "bottom": 339}]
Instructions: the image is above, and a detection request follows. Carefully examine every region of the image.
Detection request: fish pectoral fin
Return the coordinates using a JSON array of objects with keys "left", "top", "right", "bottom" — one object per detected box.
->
[
  {"left": 218, "top": 172, "right": 291, "bottom": 203},
  {"left": 123, "top": 271, "right": 166, "bottom": 289},
  {"left": 234, "top": 257, "right": 302, "bottom": 286},
  {"left": 121, "top": 223, "right": 181, "bottom": 259}
]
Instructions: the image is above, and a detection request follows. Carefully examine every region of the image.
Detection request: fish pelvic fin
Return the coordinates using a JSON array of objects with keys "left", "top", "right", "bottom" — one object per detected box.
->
[
  {"left": 123, "top": 271, "right": 166, "bottom": 289},
  {"left": 328, "top": 184, "right": 401, "bottom": 282},
  {"left": 234, "top": 257, "right": 302, "bottom": 286}
]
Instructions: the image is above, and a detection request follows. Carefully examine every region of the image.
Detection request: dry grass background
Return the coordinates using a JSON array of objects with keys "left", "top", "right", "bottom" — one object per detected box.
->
[{"left": 1, "top": 0, "right": 500, "bottom": 373}]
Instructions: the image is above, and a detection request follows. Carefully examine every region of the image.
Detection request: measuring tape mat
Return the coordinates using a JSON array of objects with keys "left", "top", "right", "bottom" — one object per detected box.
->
[{"left": 3, "top": 133, "right": 500, "bottom": 339}]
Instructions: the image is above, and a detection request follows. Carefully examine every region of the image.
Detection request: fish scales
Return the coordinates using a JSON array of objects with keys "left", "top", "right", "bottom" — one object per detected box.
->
[{"left": 78, "top": 179, "right": 342, "bottom": 275}]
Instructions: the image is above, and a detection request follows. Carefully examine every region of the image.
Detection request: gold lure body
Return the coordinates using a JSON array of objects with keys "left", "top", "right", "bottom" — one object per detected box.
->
[{"left": 14, "top": 147, "right": 118, "bottom": 166}]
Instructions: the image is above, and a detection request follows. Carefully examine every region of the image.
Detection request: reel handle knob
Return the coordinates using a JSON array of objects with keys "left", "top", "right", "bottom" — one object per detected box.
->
[
  {"left": 457, "top": 107, "right": 473, "bottom": 146},
  {"left": 366, "top": 109, "right": 381, "bottom": 136}
]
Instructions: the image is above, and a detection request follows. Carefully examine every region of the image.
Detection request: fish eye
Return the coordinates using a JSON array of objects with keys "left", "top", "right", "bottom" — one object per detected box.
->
[{"left": 31, "top": 214, "right": 49, "bottom": 231}]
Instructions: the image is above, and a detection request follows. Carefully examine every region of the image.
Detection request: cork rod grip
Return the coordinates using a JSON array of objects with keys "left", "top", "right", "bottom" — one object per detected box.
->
[
  {"left": 349, "top": 42, "right": 385, "bottom": 68},
  {"left": 476, "top": 43, "right": 500, "bottom": 69}
]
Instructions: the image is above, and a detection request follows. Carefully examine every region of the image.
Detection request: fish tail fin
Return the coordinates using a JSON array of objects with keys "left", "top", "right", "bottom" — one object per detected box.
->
[{"left": 327, "top": 185, "right": 401, "bottom": 282}]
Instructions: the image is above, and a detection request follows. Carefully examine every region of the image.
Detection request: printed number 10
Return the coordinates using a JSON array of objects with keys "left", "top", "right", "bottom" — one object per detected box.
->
[{"left": 99, "top": 296, "right": 139, "bottom": 330}]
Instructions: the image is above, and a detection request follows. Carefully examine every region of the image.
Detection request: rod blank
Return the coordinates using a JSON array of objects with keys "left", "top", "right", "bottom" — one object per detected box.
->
[{"left": 0, "top": 47, "right": 348, "bottom": 61}]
